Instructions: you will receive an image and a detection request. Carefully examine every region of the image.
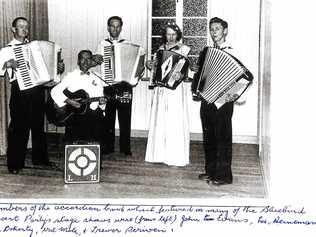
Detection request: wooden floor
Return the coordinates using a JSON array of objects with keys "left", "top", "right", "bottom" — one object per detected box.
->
[{"left": 0, "top": 134, "right": 266, "bottom": 199}]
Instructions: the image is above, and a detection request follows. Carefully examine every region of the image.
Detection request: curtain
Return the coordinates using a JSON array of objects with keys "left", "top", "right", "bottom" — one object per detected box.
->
[{"left": 0, "top": 0, "right": 49, "bottom": 155}]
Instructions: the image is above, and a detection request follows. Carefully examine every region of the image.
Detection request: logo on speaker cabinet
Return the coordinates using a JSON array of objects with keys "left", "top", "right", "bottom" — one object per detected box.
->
[
  {"left": 65, "top": 144, "right": 100, "bottom": 183},
  {"left": 67, "top": 147, "right": 97, "bottom": 176}
]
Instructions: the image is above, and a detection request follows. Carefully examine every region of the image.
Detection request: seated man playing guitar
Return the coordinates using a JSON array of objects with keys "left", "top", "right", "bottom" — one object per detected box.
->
[{"left": 50, "top": 50, "right": 107, "bottom": 146}]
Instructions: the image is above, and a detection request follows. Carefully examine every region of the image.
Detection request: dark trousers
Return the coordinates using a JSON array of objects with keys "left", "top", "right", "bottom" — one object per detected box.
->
[
  {"left": 65, "top": 108, "right": 105, "bottom": 146},
  {"left": 7, "top": 81, "right": 48, "bottom": 171},
  {"left": 102, "top": 88, "right": 132, "bottom": 154},
  {"left": 200, "top": 101, "right": 234, "bottom": 182}
]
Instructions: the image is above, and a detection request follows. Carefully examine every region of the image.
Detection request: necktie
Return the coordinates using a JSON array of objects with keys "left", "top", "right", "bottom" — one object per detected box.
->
[{"left": 80, "top": 71, "right": 90, "bottom": 75}]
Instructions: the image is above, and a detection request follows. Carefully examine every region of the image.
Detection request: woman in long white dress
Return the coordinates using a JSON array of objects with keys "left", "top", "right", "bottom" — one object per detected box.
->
[{"left": 145, "top": 23, "right": 190, "bottom": 167}]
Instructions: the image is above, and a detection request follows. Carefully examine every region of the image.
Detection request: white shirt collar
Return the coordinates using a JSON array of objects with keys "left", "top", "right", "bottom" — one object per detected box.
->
[
  {"left": 211, "top": 41, "right": 232, "bottom": 50},
  {"left": 109, "top": 36, "right": 120, "bottom": 42},
  {"left": 74, "top": 68, "right": 92, "bottom": 75},
  {"left": 8, "top": 38, "right": 29, "bottom": 46}
]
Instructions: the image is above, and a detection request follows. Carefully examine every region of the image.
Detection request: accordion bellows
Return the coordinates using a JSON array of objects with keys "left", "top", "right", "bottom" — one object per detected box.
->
[
  {"left": 12, "top": 40, "right": 61, "bottom": 90},
  {"left": 101, "top": 42, "right": 145, "bottom": 86},
  {"left": 196, "top": 47, "right": 251, "bottom": 107}
]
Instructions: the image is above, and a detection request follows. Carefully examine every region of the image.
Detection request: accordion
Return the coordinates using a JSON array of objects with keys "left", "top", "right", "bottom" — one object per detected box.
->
[
  {"left": 149, "top": 49, "right": 190, "bottom": 90},
  {"left": 193, "top": 47, "right": 252, "bottom": 108},
  {"left": 101, "top": 42, "right": 145, "bottom": 86},
  {"left": 11, "top": 40, "right": 61, "bottom": 90}
]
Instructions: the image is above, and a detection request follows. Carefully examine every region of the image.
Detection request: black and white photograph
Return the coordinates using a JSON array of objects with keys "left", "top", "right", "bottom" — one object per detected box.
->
[
  {"left": 0, "top": 0, "right": 315, "bottom": 236},
  {"left": 0, "top": 0, "right": 269, "bottom": 199}
]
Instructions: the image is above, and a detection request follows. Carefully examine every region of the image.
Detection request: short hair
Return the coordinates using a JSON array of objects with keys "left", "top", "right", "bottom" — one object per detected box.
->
[
  {"left": 162, "top": 22, "right": 182, "bottom": 43},
  {"left": 78, "top": 49, "right": 92, "bottom": 60},
  {"left": 12, "top": 17, "right": 28, "bottom": 27},
  {"left": 209, "top": 17, "right": 228, "bottom": 29},
  {"left": 107, "top": 16, "right": 123, "bottom": 27}
]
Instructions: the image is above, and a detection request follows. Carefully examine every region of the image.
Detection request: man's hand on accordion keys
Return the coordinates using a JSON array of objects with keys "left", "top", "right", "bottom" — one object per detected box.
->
[{"left": 4, "top": 59, "right": 18, "bottom": 71}]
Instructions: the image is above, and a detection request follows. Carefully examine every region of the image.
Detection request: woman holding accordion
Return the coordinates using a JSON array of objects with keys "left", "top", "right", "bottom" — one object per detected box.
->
[{"left": 145, "top": 22, "right": 191, "bottom": 167}]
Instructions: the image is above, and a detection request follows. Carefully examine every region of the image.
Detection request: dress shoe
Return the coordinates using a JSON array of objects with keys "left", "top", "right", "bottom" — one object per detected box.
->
[
  {"left": 102, "top": 153, "right": 116, "bottom": 161},
  {"left": 103, "top": 150, "right": 114, "bottom": 155},
  {"left": 121, "top": 151, "right": 132, "bottom": 156},
  {"left": 211, "top": 179, "right": 232, "bottom": 186},
  {"left": 33, "top": 161, "right": 58, "bottom": 169},
  {"left": 198, "top": 173, "right": 211, "bottom": 181},
  {"left": 8, "top": 169, "right": 20, "bottom": 175}
]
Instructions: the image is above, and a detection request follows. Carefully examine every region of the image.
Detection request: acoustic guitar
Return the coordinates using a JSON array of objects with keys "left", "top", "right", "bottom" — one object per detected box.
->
[{"left": 46, "top": 89, "right": 109, "bottom": 126}]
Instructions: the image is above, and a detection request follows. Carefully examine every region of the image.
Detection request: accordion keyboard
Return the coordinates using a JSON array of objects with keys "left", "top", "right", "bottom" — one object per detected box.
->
[
  {"left": 13, "top": 46, "right": 33, "bottom": 89},
  {"left": 102, "top": 46, "right": 113, "bottom": 82}
]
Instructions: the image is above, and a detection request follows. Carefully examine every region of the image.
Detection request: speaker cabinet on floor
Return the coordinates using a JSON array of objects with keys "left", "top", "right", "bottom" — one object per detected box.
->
[{"left": 64, "top": 144, "right": 100, "bottom": 183}]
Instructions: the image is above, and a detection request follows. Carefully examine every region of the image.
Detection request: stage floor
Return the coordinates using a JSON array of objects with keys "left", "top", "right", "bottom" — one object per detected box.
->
[{"left": 0, "top": 135, "right": 266, "bottom": 199}]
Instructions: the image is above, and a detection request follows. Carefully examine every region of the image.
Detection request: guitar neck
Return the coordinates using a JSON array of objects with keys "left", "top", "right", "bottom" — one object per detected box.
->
[{"left": 83, "top": 96, "right": 108, "bottom": 104}]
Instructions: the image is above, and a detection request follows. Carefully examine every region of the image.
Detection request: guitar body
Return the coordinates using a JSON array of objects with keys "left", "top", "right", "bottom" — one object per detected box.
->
[
  {"left": 46, "top": 89, "right": 89, "bottom": 126},
  {"left": 64, "top": 89, "right": 89, "bottom": 115}
]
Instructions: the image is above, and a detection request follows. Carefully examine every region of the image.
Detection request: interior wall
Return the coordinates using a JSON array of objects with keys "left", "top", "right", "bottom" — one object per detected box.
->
[{"left": 258, "top": 0, "right": 271, "bottom": 190}]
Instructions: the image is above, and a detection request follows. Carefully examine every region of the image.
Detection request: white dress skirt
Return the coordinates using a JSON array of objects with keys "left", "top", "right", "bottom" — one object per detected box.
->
[{"left": 145, "top": 44, "right": 190, "bottom": 167}]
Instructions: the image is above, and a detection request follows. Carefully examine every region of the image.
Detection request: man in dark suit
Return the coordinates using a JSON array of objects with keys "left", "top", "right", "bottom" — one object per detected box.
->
[
  {"left": 0, "top": 17, "right": 64, "bottom": 174},
  {"left": 94, "top": 16, "right": 133, "bottom": 157},
  {"left": 192, "top": 17, "right": 253, "bottom": 185}
]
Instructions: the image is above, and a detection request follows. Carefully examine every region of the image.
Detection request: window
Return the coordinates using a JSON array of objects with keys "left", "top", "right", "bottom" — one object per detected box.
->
[{"left": 150, "top": 0, "right": 209, "bottom": 66}]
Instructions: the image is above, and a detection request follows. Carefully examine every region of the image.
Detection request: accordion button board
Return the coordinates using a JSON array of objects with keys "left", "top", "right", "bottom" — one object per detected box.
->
[{"left": 13, "top": 46, "right": 33, "bottom": 88}]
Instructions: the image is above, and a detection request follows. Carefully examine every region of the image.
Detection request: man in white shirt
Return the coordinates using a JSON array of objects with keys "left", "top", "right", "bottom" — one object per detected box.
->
[
  {"left": 51, "top": 50, "right": 106, "bottom": 144},
  {"left": 94, "top": 16, "right": 133, "bottom": 157},
  {"left": 0, "top": 17, "right": 64, "bottom": 174}
]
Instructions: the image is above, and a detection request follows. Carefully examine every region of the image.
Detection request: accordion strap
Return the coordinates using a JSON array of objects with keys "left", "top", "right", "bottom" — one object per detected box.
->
[{"left": 105, "top": 38, "right": 126, "bottom": 44}]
